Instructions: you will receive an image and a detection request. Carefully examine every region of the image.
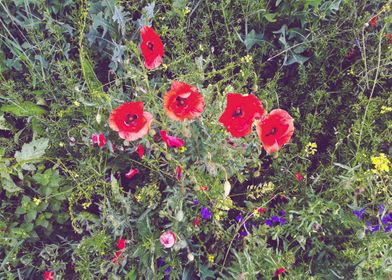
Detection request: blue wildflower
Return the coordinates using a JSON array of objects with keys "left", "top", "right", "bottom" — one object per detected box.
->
[
  {"left": 193, "top": 199, "right": 199, "bottom": 205},
  {"left": 265, "top": 216, "right": 286, "bottom": 227},
  {"left": 235, "top": 214, "right": 243, "bottom": 223},
  {"left": 366, "top": 222, "right": 380, "bottom": 233},
  {"left": 384, "top": 224, "right": 392, "bottom": 233},
  {"left": 378, "top": 204, "right": 385, "bottom": 215},
  {"left": 278, "top": 210, "right": 285, "bottom": 216},
  {"left": 201, "top": 207, "right": 212, "bottom": 219},
  {"left": 353, "top": 208, "right": 366, "bottom": 220},
  {"left": 164, "top": 266, "right": 171, "bottom": 279},
  {"left": 382, "top": 213, "right": 392, "bottom": 224}
]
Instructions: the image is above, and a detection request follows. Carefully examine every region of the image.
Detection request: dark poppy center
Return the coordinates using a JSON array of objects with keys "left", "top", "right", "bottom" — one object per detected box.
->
[
  {"left": 124, "top": 114, "right": 138, "bottom": 126},
  {"left": 232, "top": 107, "right": 244, "bottom": 118},
  {"left": 176, "top": 96, "right": 187, "bottom": 107},
  {"left": 147, "top": 41, "right": 154, "bottom": 51},
  {"left": 265, "top": 127, "right": 277, "bottom": 136}
]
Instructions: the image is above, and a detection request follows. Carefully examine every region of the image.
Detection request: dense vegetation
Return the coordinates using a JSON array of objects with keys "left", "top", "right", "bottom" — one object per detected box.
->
[{"left": 0, "top": 0, "right": 391, "bottom": 279}]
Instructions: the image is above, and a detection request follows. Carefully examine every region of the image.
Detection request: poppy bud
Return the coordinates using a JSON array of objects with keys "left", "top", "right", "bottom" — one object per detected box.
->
[
  {"left": 224, "top": 181, "right": 231, "bottom": 197},
  {"left": 187, "top": 252, "right": 195, "bottom": 262},
  {"left": 96, "top": 113, "right": 102, "bottom": 124}
]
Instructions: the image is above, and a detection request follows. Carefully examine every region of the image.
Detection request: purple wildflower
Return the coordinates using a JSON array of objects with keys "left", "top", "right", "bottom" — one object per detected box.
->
[
  {"left": 366, "top": 222, "right": 380, "bottom": 233},
  {"left": 201, "top": 207, "right": 212, "bottom": 219},
  {"left": 378, "top": 204, "right": 385, "bottom": 215},
  {"left": 382, "top": 213, "right": 392, "bottom": 224},
  {"left": 278, "top": 210, "right": 285, "bottom": 216},
  {"left": 235, "top": 214, "right": 243, "bottom": 223},
  {"left": 384, "top": 224, "right": 392, "bottom": 233},
  {"left": 353, "top": 208, "right": 366, "bottom": 220},
  {"left": 193, "top": 199, "right": 199, "bottom": 205},
  {"left": 265, "top": 216, "right": 286, "bottom": 227}
]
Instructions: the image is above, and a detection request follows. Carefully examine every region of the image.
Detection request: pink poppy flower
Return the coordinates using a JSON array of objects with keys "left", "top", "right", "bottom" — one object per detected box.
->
[
  {"left": 117, "top": 239, "right": 126, "bottom": 250},
  {"left": 176, "top": 166, "right": 182, "bottom": 181},
  {"left": 160, "top": 231, "right": 176, "bottom": 248},
  {"left": 135, "top": 144, "right": 145, "bottom": 158},
  {"left": 91, "top": 133, "right": 106, "bottom": 147},
  {"left": 160, "top": 130, "right": 185, "bottom": 148},
  {"left": 112, "top": 251, "right": 123, "bottom": 264},
  {"left": 125, "top": 168, "right": 139, "bottom": 179},
  {"left": 44, "top": 271, "right": 54, "bottom": 280},
  {"left": 295, "top": 172, "right": 303, "bottom": 182},
  {"left": 256, "top": 109, "right": 294, "bottom": 154},
  {"left": 275, "top": 267, "right": 286, "bottom": 276}
]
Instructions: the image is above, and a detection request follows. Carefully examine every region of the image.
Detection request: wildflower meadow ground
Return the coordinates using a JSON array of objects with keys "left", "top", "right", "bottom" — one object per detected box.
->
[{"left": 0, "top": 0, "right": 391, "bottom": 279}]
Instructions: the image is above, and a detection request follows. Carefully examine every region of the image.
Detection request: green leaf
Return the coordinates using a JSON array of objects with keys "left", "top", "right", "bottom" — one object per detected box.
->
[
  {"left": 0, "top": 114, "right": 11, "bottom": 130},
  {"left": 15, "top": 138, "right": 49, "bottom": 170},
  {"left": 0, "top": 102, "right": 46, "bottom": 117},
  {"left": 264, "top": 13, "right": 277, "bottom": 22},
  {"left": 244, "top": 30, "right": 265, "bottom": 51},
  {"left": 80, "top": 48, "right": 103, "bottom": 95},
  {"left": 0, "top": 162, "right": 22, "bottom": 193}
]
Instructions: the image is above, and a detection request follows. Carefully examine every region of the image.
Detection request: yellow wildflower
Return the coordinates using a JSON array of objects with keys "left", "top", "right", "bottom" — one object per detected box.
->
[
  {"left": 208, "top": 254, "right": 214, "bottom": 263},
  {"left": 33, "top": 197, "right": 41, "bottom": 206},
  {"left": 304, "top": 142, "right": 317, "bottom": 156},
  {"left": 371, "top": 153, "right": 390, "bottom": 173}
]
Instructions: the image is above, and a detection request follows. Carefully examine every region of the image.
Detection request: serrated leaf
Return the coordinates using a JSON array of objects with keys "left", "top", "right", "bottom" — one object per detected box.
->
[
  {"left": 0, "top": 102, "right": 46, "bottom": 117},
  {"left": 15, "top": 138, "right": 49, "bottom": 170},
  {"left": 244, "top": 30, "right": 265, "bottom": 51},
  {"left": 283, "top": 53, "right": 310, "bottom": 66},
  {"left": 112, "top": 6, "right": 129, "bottom": 36},
  {"left": 80, "top": 48, "right": 103, "bottom": 94},
  {"left": 0, "top": 114, "right": 11, "bottom": 130}
]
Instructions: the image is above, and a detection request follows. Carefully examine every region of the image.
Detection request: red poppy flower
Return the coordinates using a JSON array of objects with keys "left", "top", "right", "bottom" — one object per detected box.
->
[
  {"left": 295, "top": 172, "right": 303, "bottom": 182},
  {"left": 135, "top": 144, "right": 145, "bottom": 158},
  {"left": 163, "top": 81, "right": 205, "bottom": 121},
  {"left": 219, "top": 93, "right": 265, "bottom": 138},
  {"left": 91, "top": 133, "right": 106, "bottom": 147},
  {"left": 257, "top": 207, "right": 267, "bottom": 213},
  {"left": 140, "top": 26, "right": 164, "bottom": 70},
  {"left": 109, "top": 102, "right": 153, "bottom": 142},
  {"left": 117, "top": 239, "right": 126, "bottom": 250},
  {"left": 194, "top": 216, "right": 200, "bottom": 226},
  {"left": 256, "top": 109, "right": 294, "bottom": 154},
  {"left": 369, "top": 16, "right": 377, "bottom": 27},
  {"left": 200, "top": 186, "right": 208, "bottom": 191},
  {"left": 112, "top": 251, "right": 123, "bottom": 264},
  {"left": 125, "top": 168, "right": 139, "bottom": 179},
  {"left": 44, "top": 271, "right": 54, "bottom": 280},
  {"left": 160, "top": 130, "right": 185, "bottom": 148},
  {"left": 275, "top": 267, "right": 286, "bottom": 276},
  {"left": 176, "top": 166, "right": 182, "bottom": 181}
]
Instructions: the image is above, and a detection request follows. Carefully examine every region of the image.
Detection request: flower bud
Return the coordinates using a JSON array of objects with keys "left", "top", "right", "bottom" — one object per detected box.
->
[
  {"left": 187, "top": 252, "right": 194, "bottom": 262},
  {"left": 96, "top": 113, "right": 102, "bottom": 124},
  {"left": 224, "top": 181, "right": 231, "bottom": 197}
]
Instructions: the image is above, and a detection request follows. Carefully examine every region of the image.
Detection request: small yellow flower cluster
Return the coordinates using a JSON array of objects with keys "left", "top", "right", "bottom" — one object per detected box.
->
[
  {"left": 240, "top": 55, "right": 253, "bottom": 63},
  {"left": 304, "top": 142, "right": 317, "bottom": 156},
  {"left": 179, "top": 146, "right": 187, "bottom": 153},
  {"left": 33, "top": 197, "right": 41, "bottom": 206},
  {"left": 381, "top": 2, "right": 390, "bottom": 13},
  {"left": 381, "top": 105, "right": 392, "bottom": 114},
  {"left": 347, "top": 68, "right": 355, "bottom": 76},
  {"left": 184, "top": 7, "right": 191, "bottom": 15},
  {"left": 82, "top": 201, "right": 91, "bottom": 209},
  {"left": 208, "top": 254, "right": 214, "bottom": 263},
  {"left": 371, "top": 153, "right": 391, "bottom": 173}
]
